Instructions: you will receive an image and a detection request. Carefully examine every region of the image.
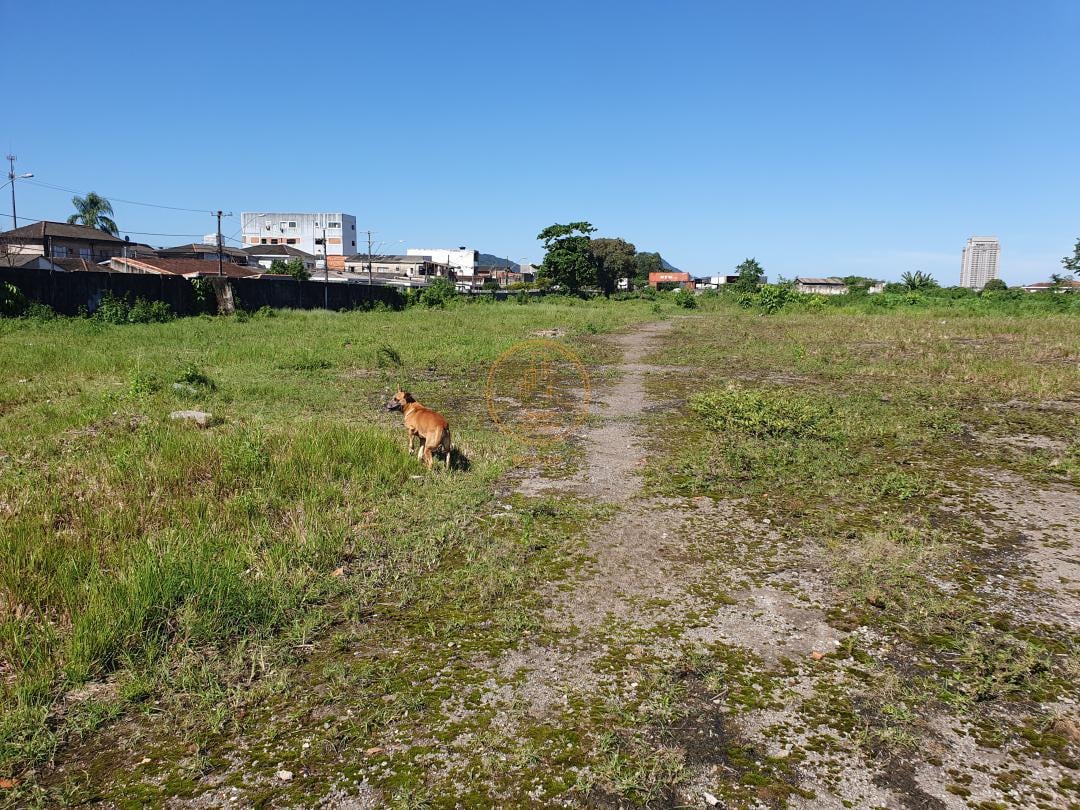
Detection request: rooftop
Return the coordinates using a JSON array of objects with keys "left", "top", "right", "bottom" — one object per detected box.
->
[
  {"left": 796, "top": 277, "right": 845, "bottom": 285},
  {"left": 0, "top": 220, "right": 126, "bottom": 242},
  {"left": 110, "top": 256, "right": 260, "bottom": 278}
]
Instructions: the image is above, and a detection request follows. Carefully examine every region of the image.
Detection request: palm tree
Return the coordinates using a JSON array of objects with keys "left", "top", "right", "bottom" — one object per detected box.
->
[
  {"left": 900, "top": 270, "right": 939, "bottom": 291},
  {"left": 67, "top": 192, "right": 118, "bottom": 235}
]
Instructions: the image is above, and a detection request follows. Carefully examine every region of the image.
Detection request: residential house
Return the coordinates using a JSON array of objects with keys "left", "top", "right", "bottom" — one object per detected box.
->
[
  {"left": 1, "top": 253, "right": 66, "bottom": 271},
  {"left": 242, "top": 244, "right": 318, "bottom": 271},
  {"left": 406, "top": 247, "right": 478, "bottom": 278},
  {"left": 157, "top": 243, "right": 250, "bottom": 265},
  {"left": 794, "top": 277, "right": 848, "bottom": 295},
  {"left": 343, "top": 254, "right": 451, "bottom": 280},
  {"left": 0, "top": 221, "right": 129, "bottom": 263},
  {"left": 1021, "top": 280, "right": 1080, "bottom": 293}
]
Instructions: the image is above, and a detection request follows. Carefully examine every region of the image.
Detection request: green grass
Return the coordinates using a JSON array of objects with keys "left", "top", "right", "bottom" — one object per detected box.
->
[{"left": 0, "top": 298, "right": 662, "bottom": 786}]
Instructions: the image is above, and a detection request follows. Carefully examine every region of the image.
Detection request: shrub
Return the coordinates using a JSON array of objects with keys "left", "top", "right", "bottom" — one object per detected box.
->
[
  {"left": 756, "top": 284, "right": 790, "bottom": 314},
  {"left": 0, "top": 282, "right": 28, "bottom": 317},
  {"left": 419, "top": 277, "right": 458, "bottom": 308},
  {"left": 92, "top": 292, "right": 173, "bottom": 324},
  {"left": 672, "top": 287, "right": 697, "bottom": 309},
  {"left": 481, "top": 278, "right": 500, "bottom": 291}
]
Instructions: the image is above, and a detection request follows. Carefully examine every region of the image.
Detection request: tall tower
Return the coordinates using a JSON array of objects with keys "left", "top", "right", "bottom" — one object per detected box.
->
[{"left": 960, "top": 237, "right": 1000, "bottom": 290}]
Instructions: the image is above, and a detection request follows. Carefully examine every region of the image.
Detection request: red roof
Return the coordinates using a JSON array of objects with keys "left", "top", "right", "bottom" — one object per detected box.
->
[{"left": 110, "top": 257, "right": 260, "bottom": 278}]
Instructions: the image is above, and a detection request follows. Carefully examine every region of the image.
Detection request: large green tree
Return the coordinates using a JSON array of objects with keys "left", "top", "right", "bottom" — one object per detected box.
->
[
  {"left": 632, "top": 252, "right": 663, "bottom": 288},
  {"left": 67, "top": 192, "right": 118, "bottom": 235},
  {"left": 733, "top": 258, "right": 764, "bottom": 292},
  {"left": 588, "top": 237, "right": 637, "bottom": 295},
  {"left": 537, "top": 222, "right": 597, "bottom": 293}
]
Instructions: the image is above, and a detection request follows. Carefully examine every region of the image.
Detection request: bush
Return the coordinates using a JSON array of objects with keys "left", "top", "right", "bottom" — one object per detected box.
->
[
  {"left": 1, "top": 282, "right": 29, "bottom": 317},
  {"left": 92, "top": 292, "right": 174, "bottom": 325},
  {"left": 672, "top": 287, "right": 697, "bottom": 309},
  {"left": 419, "top": 277, "right": 458, "bottom": 309},
  {"left": 481, "top": 279, "right": 500, "bottom": 291}
]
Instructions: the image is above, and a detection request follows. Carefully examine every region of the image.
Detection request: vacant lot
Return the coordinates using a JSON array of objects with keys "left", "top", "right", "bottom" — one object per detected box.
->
[{"left": 1, "top": 295, "right": 1078, "bottom": 808}]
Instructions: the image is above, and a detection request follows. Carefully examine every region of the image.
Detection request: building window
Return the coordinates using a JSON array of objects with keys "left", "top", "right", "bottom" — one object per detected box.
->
[
  {"left": 79, "top": 248, "right": 91, "bottom": 259},
  {"left": 287, "top": 238, "right": 296, "bottom": 245},
  {"left": 328, "top": 222, "right": 340, "bottom": 228},
  {"left": 315, "top": 238, "right": 324, "bottom": 246},
  {"left": 52, "top": 246, "right": 68, "bottom": 257},
  {"left": 288, "top": 221, "right": 296, "bottom": 228},
  {"left": 271, "top": 239, "right": 279, "bottom": 244},
  {"left": 351, "top": 241, "right": 356, "bottom": 247},
  {"left": 260, "top": 238, "right": 267, "bottom": 244}
]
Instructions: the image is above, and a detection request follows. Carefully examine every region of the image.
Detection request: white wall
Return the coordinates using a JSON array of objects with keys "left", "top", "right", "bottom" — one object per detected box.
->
[{"left": 407, "top": 247, "right": 478, "bottom": 276}]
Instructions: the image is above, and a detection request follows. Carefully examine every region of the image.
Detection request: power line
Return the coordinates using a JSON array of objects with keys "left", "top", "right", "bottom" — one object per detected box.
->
[{"left": 22, "top": 179, "right": 214, "bottom": 214}]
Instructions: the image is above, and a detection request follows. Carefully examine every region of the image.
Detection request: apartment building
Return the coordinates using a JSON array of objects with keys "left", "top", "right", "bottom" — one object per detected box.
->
[
  {"left": 241, "top": 212, "right": 358, "bottom": 270},
  {"left": 960, "top": 236, "right": 1000, "bottom": 290},
  {"left": 406, "top": 247, "right": 478, "bottom": 277}
]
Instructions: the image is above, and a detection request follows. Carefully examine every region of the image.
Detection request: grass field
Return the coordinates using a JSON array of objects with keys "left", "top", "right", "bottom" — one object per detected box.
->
[{"left": 1, "top": 291, "right": 1078, "bottom": 806}]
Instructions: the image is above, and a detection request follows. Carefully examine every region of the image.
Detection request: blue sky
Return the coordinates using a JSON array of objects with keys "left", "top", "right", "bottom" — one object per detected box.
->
[{"left": 4, "top": 0, "right": 1078, "bottom": 284}]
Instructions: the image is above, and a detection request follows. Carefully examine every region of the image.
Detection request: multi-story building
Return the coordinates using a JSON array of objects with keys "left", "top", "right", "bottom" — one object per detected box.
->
[
  {"left": 406, "top": 247, "right": 478, "bottom": 278},
  {"left": 241, "top": 212, "right": 358, "bottom": 270},
  {"left": 960, "top": 236, "right": 1000, "bottom": 290}
]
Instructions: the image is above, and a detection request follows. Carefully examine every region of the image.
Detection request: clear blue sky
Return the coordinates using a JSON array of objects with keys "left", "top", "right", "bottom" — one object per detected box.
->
[{"left": 4, "top": 0, "right": 1078, "bottom": 284}]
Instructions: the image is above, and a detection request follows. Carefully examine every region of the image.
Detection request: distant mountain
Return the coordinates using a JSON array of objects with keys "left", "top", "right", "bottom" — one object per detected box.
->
[
  {"left": 660, "top": 257, "right": 681, "bottom": 272},
  {"left": 478, "top": 253, "right": 519, "bottom": 270}
]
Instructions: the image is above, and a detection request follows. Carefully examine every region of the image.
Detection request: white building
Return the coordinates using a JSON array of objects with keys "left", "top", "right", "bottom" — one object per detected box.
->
[
  {"left": 241, "top": 212, "right": 358, "bottom": 270},
  {"left": 407, "top": 247, "right": 478, "bottom": 278},
  {"left": 960, "top": 236, "right": 1000, "bottom": 290}
]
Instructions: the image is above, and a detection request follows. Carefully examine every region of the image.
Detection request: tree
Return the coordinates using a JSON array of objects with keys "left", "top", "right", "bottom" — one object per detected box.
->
[
  {"left": 632, "top": 252, "right": 663, "bottom": 289},
  {"left": 67, "top": 192, "right": 118, "bottom": 235},
  {"left": 1061, "top": 238, "right": 1080, "bottom": 277},
  {"left": 733, "top": 258, "right": 764, "bottom": 293},
  {"left": 536, "top": 222, "right": 597, "bottom": 293},
  {"left": 900, "top": 270, "right": 939, "bottom": 291},
  {"left": 982, "top": 278, "right": 1008, "bottom": 292},
  {"left": 266, "top": 257, "right": 310, "bottom": 281},
  {"left": 285, "top": 257, "right": 310, "bottom": 281},
  {"left": 588, "top": 237, "right": 637, "bottom": 295}
]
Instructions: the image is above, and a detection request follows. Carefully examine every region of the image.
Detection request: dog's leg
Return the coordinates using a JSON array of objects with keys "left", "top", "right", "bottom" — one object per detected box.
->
[
  {"left": 424, "top": 445, "right": 434, "bottom": 469},
  {"left": 408, "top": 431, "right": 415, "bottom": 454},
  {"left": 416, "top": 438, "right": 425, "bottom": 462}
]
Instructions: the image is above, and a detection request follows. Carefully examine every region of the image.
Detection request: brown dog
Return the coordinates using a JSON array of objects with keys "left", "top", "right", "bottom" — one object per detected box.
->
[{"left": 386, "top": 389, "right": 452, "bottom": 470}]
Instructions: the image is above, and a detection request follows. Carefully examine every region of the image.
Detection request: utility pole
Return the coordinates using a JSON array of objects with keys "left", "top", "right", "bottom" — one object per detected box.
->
[
  {"left": 6, "top": 155, "right": 33, "bottom": 228},
  {"left": 214, "top": 210, "right": 233, "bottom": 277},
  {"left": 323, "top": 226, "right": 329, "bottom": 309},
  {"left": 366, "top": 229, "right": 374, "bottom": 286}
]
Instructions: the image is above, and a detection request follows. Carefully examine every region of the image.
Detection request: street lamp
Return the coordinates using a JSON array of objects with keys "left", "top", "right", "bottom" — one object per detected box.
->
[{"left": 5, "top": 155, "right": 33, "bottom": 228}]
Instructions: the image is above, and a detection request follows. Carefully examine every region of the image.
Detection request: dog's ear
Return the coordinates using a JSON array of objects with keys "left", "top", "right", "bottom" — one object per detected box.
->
[{"left": 403, "top": 391, "right": 415, "bottom": 403}]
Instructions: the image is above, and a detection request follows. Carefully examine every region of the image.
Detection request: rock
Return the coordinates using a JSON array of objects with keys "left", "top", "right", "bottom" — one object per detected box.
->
[
  {"left": 170, "top": 410, "right": 214, "bottom": 428},
  {"left": 810, "top": 651, "right": 825, "bottom": 660},
  {"left": 275, "top": 770, "right": 293, "bottom": 781},
  {"left": 172, "top": 383, "right": 199, "bottom": 396}
]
